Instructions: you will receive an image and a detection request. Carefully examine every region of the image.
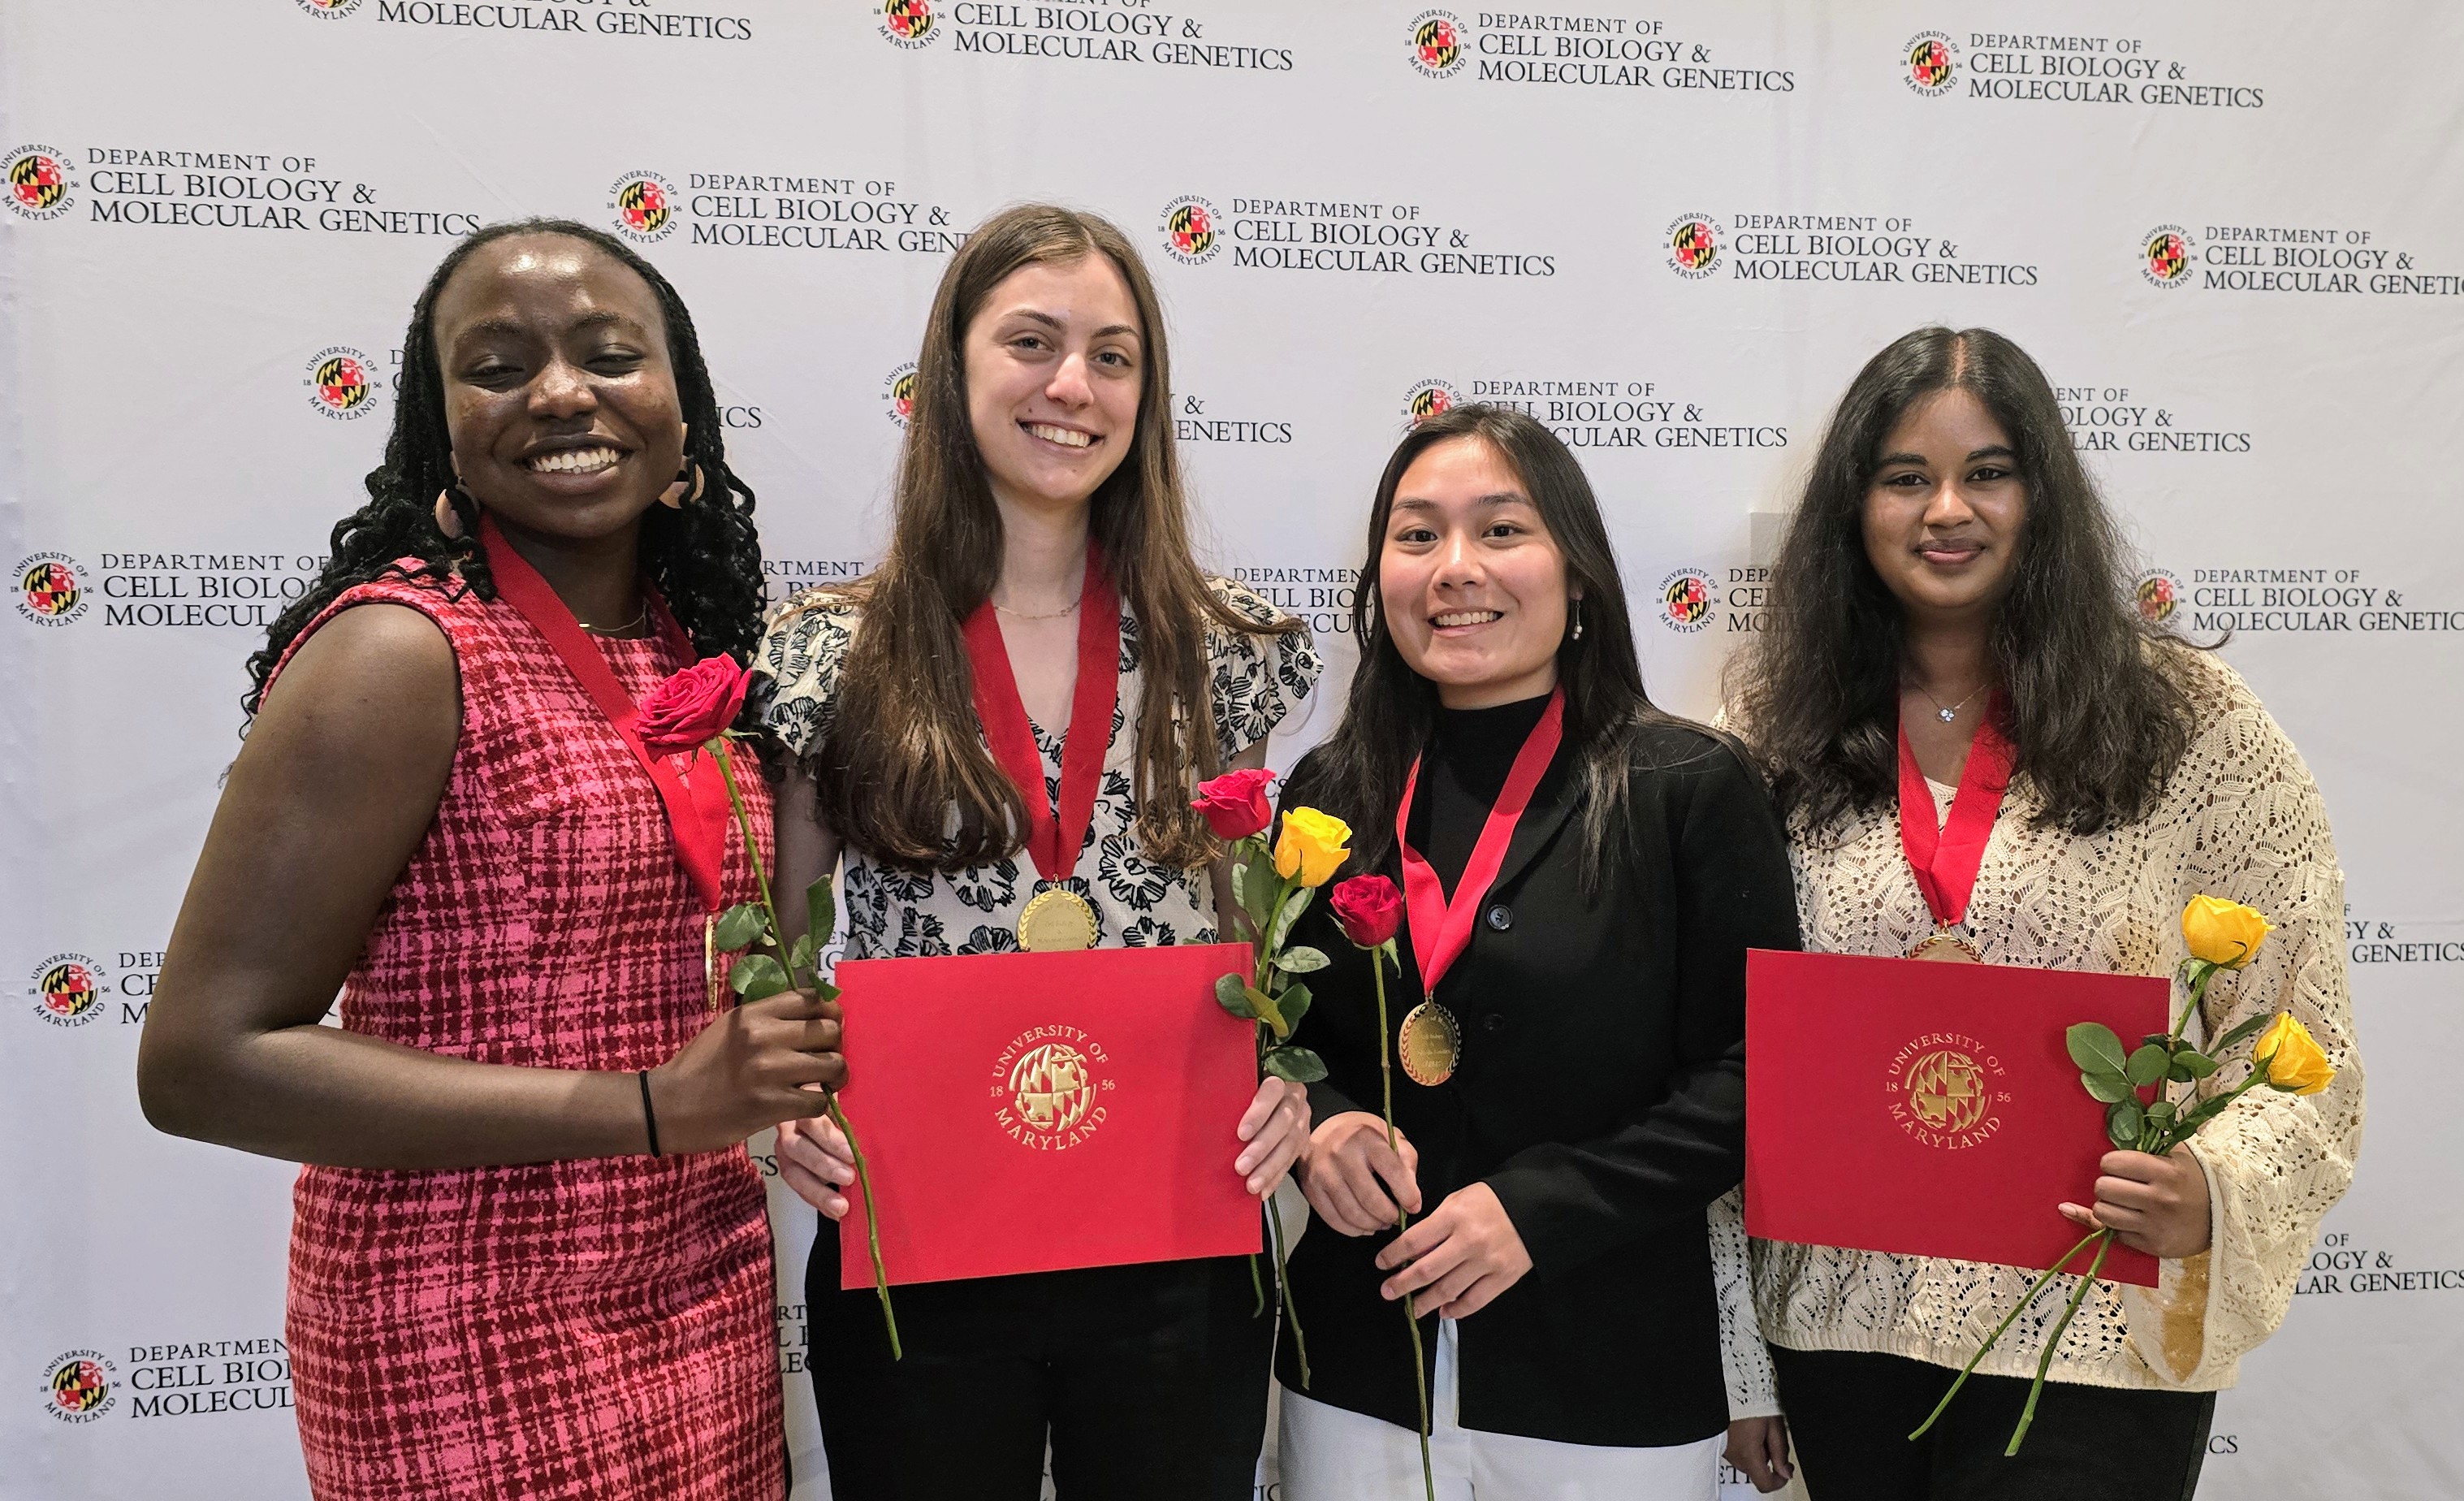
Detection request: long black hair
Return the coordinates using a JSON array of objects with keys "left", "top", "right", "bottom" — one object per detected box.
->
[
  {"left": 1727, "top": 326, "right": 2198, "bottom": 837},
  {"left": 1303, "top": 404, "right": 1687, "bottom": 885},
  {"left": 243, "top": 218, "right": 764, "bottom": 718}
]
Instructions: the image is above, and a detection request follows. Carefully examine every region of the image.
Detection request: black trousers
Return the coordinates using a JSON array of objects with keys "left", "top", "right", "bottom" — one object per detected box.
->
[
  {"left": 808, "top": 1236, "right": 1273, "bottom": 1501},
  {"left": 1770, "top": 1347, "right": 2215, "bottom": 1501}
]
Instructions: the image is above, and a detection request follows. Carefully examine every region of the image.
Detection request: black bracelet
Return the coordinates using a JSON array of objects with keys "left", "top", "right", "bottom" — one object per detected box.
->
[{"left": 638, "top": 1070, "right": 661, "bottom": 1157}]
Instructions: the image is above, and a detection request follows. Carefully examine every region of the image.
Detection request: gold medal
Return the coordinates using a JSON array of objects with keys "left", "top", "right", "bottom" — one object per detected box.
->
[
  {"left": 1017, "top": 888, "right": 1099, "bottom": 952},
  {"left": 1397, "top": 998, "right": 1461, "bottom": 1087},
  {"left": 1907, "top": 931, "right": 1983, "bottom": 963}
]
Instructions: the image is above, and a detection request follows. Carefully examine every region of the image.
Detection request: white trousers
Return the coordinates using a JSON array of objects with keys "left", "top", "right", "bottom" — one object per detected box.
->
[{"left": 1277, "top": 1318, "right": 1721, "bottom": 1500}]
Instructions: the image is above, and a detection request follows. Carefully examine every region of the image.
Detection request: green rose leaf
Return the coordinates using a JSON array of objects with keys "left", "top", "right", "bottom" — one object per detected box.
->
[
  {"left": 1278, "top": 945, "right": 1330, "bottom": 974},
  {"left": 2081, "top": 1070, "right": 2135, "bottom": 1104},
  {"left": 788, "top": 932, "right": 817, "bottom": 979},
  {"left": 714, "top": 902, "right": 768, "bottom": 952},
  {"left": 815, "top": 979, "right": 841, "bottom": 1002},
  {"left": 806, "top": 876, "right": 837, "bottom": 949},
  {"left": 730, "top": 954, "right": 791, "bottom": 1001},
  {"left": 1247, "top": 984, "right": 1288, "bottom": 1039},
  {"left": 1242, "top": 868, "right": 1275, "bottom": 940},
  {"left": 2147, "top": 1099, "right": 2178, "bottom": 1123},
  {"left": 2104, "top": 1097, "right": 2143, "bottom": 1148},
  {"left": 2125, "top": 1042, "right": 2171, "bottom": 1088},
  {"left": 1263, "top": 1046, "right": 1329, "bottom": 1084},
  {"left": 2211, "top": 1012, "right": 2272, "bottom": 1057},
  {"left": 2172, "top": 1049, "right": 2221, "bottom": 1080},
  {"left": 1271, "top": 882, "right": 1311, "bottom": 956},
  {"left": 1275, "top": 982, "right": 1313, "bottom": 1031},
  {"left": 2067, "top": 1023, "right": 2129, "bottom": 1077},
  {"left": 1269, "top": 884, "right": 1313, "bottom": 952},
  {"left": 1215, "top": 973, "right": 1259, "bottom": 1019}
]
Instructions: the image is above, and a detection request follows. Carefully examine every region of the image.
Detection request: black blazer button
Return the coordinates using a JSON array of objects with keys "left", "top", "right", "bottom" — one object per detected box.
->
[
  {"left": 1483, "top": 1013, "right": 1506, "bottom": 1032},
  {"left": 1485, "top": 903, "right": 1512, "bottom": 932}
]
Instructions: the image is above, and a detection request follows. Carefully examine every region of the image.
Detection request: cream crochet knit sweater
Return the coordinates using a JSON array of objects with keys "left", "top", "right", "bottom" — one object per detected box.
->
[{"left": 1716, "top": 648, "right": 2362, "bottom": 1413}]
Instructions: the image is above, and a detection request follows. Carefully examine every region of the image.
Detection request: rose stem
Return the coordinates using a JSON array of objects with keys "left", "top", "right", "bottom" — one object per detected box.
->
[
  {"left": 2006, "top": 1234, "right": 2115, "bottom": 1455},
  {"left": 1909, "top": 1226, "right": 2107, "bottom": 1441},
  {"left": 714, "top": 738, "right": 900, "bottom": 1359},
  {"left": 1373, "top": 947, "right": 1435, "bottom": 1499}
]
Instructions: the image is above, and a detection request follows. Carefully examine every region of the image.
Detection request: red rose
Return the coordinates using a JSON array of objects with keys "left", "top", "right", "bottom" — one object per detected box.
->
[
  {"left": 637, "top": 655, "right": 750, "bottom": 757},
  {"left": 1329, "top": 874, "right": 1403, "bottom": 949},
  {"left": 1191, "top": 767, "right": 1276, "bottom": 841}
]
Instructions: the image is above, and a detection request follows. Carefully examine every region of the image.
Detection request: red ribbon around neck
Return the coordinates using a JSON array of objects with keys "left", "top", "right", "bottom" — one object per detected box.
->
[
  {"left": 1896, "top": 701, "right": 2015, "bottom": 930},
  {"left": 960, "top": 542, "right": 1122, "bottom": 884},
  {"left": 1394, "top": 687, "right": 1566, "bottom": 996},
  {"left": 480, "top": 513, "right": 731, "bottom": 912}
]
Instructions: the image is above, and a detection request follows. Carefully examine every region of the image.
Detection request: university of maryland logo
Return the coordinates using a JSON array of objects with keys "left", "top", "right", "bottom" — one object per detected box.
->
[
  {"left": 305, "top": 347, "right": 380, "bottom": 420},
  {"left": 993, "top": 1026, "right": 1114, "bottom": 1151},
  {"left": 1666, "top": 214, "right": 1720, "bottom": 279},
  {"left": 2142, "top": 225, "right": 2194, "bottom": 287},
  {"left": 5, "top": 145, "right": 75, "bottom": 221},
  {"left": 43, "top": 1352, "right": 116, "bottom": 1423},
  {"left": 11, "top": 152, "right": 63, "bottom": 212},
  {"left": 15, "top": 554, "right": 89, "bottom": 626},
  {"left": 292, "top": 0, "right": 367, "bottom": 17},
  {"left": 1159, "top": 196, "right": 1220, "bottom": 266},
  {"left": 879, "top": 0, "right": 940, "bottom": 48},
  {"left": 607, "top": 171, "right": 677, "bottom": 244},
  {"left": 1408, "top": 11, "right": 1467, "bottom": 78},
  {"left": 1658, "top": 569, "right": 1715, "bottom": 632},
  {"left": 1886, "top": 1031, "right": 2010, "bottom": 1149},
  {"left": 28, "top": 954, "right": 106, "bottom": 1027},
  {"left": 1403, "top": 378, "right": 1460, "bottom": 426},
  {"left": 1903, "top": 32, "right": 1957, "bottom": 96},
  {"left": 883, "top": 361, "right": 919, "bottom": 427},
  {"left": 2136, "top": 569, "right": 2182, "bottom": 624}
]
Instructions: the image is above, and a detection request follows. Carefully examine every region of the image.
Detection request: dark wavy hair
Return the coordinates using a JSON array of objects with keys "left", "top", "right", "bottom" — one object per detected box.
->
[
  {"left": 1301, "top": 404, "right": 1688, "bottom": 887},
  {"left": 242, "top": 218, "right": 764, "bottom": 719},
  {"left": 1727, "top": 327, "right": 2198, "bottom": 837}
]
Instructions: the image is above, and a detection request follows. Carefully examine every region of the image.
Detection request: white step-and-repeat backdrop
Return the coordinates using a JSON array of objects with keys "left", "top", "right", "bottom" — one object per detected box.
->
[{"left": 5, "top": 3, "right": 2458, "bottom": 1497}]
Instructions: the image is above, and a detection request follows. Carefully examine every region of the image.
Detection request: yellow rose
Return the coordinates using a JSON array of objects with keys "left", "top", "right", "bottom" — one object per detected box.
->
[
  {"left": 2181, "top": 895, "right": 2274, "bottom": 969},
  {"left": 2252, "top": 1012, "right": 2336, "bottom": 1097},
  {"left": 1273, "top": 807, "right": 1353, "bottom": 888}
]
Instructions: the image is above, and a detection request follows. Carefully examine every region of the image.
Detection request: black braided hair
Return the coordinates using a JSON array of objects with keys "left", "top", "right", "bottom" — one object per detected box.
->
[{"left": 242, "top": 218, "right": 765, "bottom": 720}]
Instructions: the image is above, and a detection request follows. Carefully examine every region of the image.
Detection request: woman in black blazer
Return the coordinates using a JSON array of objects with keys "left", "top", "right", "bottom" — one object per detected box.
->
[{"left": 1273, "top": 404, "right": 1800, "bottom": 1498}]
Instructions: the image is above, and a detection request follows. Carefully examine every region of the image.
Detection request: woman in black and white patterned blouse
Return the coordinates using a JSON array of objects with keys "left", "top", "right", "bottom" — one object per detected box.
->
[{"left": 757, "top": 203, "right": 1320, "bottom": 1500}]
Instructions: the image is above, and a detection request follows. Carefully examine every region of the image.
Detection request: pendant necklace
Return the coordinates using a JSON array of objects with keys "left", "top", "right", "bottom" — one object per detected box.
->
[{"left": 1911, "top": 680, "right": 1988, "bottom": 723}]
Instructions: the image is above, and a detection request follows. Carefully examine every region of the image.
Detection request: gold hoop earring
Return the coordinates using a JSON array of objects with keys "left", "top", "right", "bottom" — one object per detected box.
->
[{"left": 659, "top": 461, "right": 705, "bottom": 509}]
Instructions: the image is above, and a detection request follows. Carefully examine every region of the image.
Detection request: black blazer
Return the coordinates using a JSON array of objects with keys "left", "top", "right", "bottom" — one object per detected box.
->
[{"left": 1273, "top": 721, "right": 1799, "bottom": 1447}]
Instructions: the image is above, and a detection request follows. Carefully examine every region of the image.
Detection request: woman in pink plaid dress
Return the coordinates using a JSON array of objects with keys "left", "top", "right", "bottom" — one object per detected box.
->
[{"left": 138, "top": 221, "right": 838, "bottom": 1499}]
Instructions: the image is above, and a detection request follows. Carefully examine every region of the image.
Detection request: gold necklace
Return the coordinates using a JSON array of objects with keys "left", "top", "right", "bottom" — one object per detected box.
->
[
  {"left": 574, "top": 602, "right": 648, "bottom": 636},
  {"left": 992, "top": 595, "right": 1083, "bottom": 621}
]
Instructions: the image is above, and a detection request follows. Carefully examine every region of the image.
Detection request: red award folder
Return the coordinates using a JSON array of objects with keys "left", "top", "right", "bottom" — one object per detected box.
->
[
  {"left": 1744, "top": 949, "right": 2168, "bottom": 1287},
  {"left": 831, "top": 942, "right": 1264, "bottom": 1288}
]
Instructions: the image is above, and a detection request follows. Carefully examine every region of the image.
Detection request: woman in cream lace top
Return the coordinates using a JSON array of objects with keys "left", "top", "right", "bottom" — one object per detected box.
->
[{"left": 1714, "top": 327, "right": 2361, "bottom": 1500}]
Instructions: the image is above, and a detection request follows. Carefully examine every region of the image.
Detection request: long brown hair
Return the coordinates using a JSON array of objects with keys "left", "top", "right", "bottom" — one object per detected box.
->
[
  {"left": 1303, "top": 404, "right": 1689, "bottom": 889},
  {"left": 1726, "top": 327, "right": 2199, "bottom": 837},
  {"left": 807, "top": 203, "right": 1279, "bottom": 872}
]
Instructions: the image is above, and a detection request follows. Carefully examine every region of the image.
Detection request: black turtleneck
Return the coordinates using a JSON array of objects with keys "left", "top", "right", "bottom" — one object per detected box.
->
[{"left": 1405, "top": 690, "right": 1555, "bottom": 893}]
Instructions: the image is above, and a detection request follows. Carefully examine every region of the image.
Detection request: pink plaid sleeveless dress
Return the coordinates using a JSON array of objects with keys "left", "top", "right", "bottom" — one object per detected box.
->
[{"left": 269, "top": 570, "right": 782, "bottom": 1500}]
